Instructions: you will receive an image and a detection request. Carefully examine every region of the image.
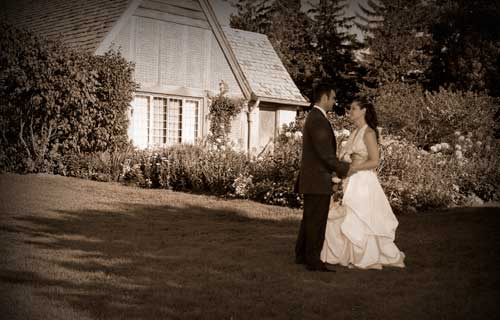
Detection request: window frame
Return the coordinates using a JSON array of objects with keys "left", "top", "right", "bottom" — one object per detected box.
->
[{"left": 130, "top": 93, "right": 203, "bottom": 148}]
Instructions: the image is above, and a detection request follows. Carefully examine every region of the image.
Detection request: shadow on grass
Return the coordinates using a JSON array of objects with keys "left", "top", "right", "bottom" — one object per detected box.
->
[
  {"left": 2, "top": 203, "right": 500, "bottom": 319},
  {"left": 4, "top": 203, "right": 305, "bottom": 319}
]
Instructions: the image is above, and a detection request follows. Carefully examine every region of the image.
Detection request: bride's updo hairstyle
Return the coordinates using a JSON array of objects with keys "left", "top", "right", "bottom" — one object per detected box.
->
[{"left": 354, "top": 96, "right": 380, "bottom": 143}]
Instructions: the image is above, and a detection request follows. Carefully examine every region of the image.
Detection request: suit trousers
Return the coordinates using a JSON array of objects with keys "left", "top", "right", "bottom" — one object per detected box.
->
[{"left": 295, "top": 194, "right": 331, "bottom": 267}]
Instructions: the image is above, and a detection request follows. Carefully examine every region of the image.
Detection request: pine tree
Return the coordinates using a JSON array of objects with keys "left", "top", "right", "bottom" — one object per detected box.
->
[
  {"left": 309, "top": 0, "right": 364, "bottom": 107},
  {"left": 354, "top": 0, "right": 435, "bottom": 86},
  {"left": 428, "top": 0, "right": 500, "bottom": 96}
]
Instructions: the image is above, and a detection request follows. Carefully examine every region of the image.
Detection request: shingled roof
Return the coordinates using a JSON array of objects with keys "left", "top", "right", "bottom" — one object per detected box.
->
[
  {"left": 1, "top": 0, "right": 308, "bottom": 106},
  {"left": 223, "top": 27, "right": 308, "bottom": 106},
  {"left": 0, "top": 0, "right": 131, "bottom": 53}
]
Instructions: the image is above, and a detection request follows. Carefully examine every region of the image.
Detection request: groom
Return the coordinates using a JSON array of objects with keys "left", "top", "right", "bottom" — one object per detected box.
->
[{"left": 295, "top": 82, "right": 350, "bottom": 272}]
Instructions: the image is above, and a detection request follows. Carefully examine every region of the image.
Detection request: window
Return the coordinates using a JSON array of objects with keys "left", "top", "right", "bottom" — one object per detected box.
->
[
  {"left": 130, "top": 94, "right": 201, "bottom": 148},
  {"left": 130, "top": 95, "right": 150, "bottom": 149}
]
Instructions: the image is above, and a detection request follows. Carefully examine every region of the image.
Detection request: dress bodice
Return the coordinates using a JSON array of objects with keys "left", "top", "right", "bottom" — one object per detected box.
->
[{"left": 340, "top": 125, "right": 369, "bottom": 164}]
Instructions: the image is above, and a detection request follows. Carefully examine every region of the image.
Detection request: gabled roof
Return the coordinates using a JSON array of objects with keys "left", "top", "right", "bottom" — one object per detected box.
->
[
  {"left": 0, "top": 0, "right": 132, "bottom": 53},
  {"left": 223, "top": 27, "right": 309, "bottom": 106},
  {"left": 1, "top": 0, "right": 308, "bottom": 106}
]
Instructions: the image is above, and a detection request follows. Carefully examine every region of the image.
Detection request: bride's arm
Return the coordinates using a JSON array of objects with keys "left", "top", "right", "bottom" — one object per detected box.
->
[{"left": 351, "top": 129, "right": 380, "bottom": 172}]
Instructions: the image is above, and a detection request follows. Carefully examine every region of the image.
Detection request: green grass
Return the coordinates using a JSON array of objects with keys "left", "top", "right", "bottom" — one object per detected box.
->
[{"left": 0, "top": 173, "right": 499, "bottom": 319}]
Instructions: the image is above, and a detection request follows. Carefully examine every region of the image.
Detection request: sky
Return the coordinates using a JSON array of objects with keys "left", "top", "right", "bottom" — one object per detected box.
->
[{"left": 209, "top": 0, "right": 369, "bottom": 41}]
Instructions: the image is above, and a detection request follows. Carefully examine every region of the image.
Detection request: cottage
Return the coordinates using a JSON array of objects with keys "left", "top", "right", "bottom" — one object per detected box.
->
[{"left": 1, "top": 0, "right": 309, "bottom": 153}]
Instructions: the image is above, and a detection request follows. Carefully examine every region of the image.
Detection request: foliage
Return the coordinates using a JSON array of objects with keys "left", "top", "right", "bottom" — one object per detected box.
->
[
  {"left": 229, "top": 0, "right": 363, "bottom": 102},
  {"left": 120, "top": 144, "right": 249, "bottom": 195},
  {"left": 427, "top": 0, "right": 500, "bottom": 96},
  {"left": 309, "top": 0, "right": 364, "bottom": 106},
  {"left": 247, "top": 123, "right": 303, "bottom": 207},
  {"left": 207, "top": 92, "right": 244, "bottom": 147},
  {"left": 379, "top": 133, "right": 500, "bottom": 212},
  {"left": 0, "top": 22, "right": 137, "bottom": 174},
  {"left": 356, "top": 0, "right": 500, "bottom": 97},
  {"left": 369, "top": 82, "right": 499, "bottom": 148},
  {"left": 355, "top": 0, "right": 435, "bottom": 86}
]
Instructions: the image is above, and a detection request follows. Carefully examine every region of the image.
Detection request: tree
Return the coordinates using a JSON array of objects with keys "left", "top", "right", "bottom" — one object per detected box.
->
[
  {"left": 229, "top": 0, "right": 364, "bottom": 107},
  {"left": 309, "top": 0, "right": 364, "bottom": 107},
  {"left": 355, "top": 0, "right": 435, "bottom": 86},
  {"left": 428, "top": 0, "right": 500, "bottom": 96}
]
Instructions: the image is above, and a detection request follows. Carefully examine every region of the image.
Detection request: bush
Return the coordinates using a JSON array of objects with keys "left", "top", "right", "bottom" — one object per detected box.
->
[
  {"left": 120, "top": 144, "right": 249, "bottom": 195},
  {"left": 368, "top": 82, "right": 499, "bottom": 148},
  {"left": 247, "top": 123, "right": 303, "bottom": 207},
  {"left": 0, "top": 22, "right": 137, "bottom": 174},
  {"left": 378, "top": 137, "right": 461, "bottom": 212},
  {"left": 379, "top": 132, "right": 500, "bottom": 212}
]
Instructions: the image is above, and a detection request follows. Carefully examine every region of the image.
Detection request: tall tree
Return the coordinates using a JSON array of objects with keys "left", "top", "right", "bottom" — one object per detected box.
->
[
  {"left": 355, "top": 0, "right": 435, "bottom": 86},
  {"left": 309, "top": 0, "right": 364, "bottom": 107},
  {"left": 428, "top": 0, "right": 500, "bottom": 96}
]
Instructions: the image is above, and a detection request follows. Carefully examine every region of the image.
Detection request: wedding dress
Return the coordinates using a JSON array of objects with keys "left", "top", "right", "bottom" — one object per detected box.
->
[{"left": 321, "top": 124, "right": 405, "bottom": 269}]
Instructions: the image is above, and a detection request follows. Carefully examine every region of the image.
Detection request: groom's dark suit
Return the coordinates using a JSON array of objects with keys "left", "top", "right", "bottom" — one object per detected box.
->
[{"left": 295, "top": 107, "right": 350, "bottom": 270}]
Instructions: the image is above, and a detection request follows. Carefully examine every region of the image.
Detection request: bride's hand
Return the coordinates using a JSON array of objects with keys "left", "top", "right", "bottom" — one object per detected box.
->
[{"left": 348, "top": 164, "right": 359, "bottom": 176}]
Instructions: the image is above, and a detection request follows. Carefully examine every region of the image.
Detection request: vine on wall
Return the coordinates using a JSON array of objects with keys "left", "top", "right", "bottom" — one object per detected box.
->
[{"left": 207, "top": 81, "right": 245, "bottom": 147}]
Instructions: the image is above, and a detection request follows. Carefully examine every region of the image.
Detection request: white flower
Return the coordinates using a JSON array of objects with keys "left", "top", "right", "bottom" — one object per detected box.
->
[
  {"left": 440, "top": 143, "right": 450, "bottom": 150},
  {"left": 455, "top": 150, "right": 463, "bottom": 159},
  {"left": 454, "top": 131, "right": 461, "bottom": 136},
  {"left": 341, "top": 129, "right": 350, "bottom": 137},
  {"left": 294, "top": 131, "right": 302, "bottom": 140},
  {"left": 430, "top": 146, "right": 438, "bottom": 153},
  {"left": 467, "top": 132, "right": 473, "bottom": 138},
  {"left": 455, "top": 144, "right": 462, "bottom": 150},
  {"left": 476, "top": 141, "right": 482, "bottom": 147},
  {"left": 285, "top": 132, "right": 292, "bottom": 138},
  {"left": 458, "top": 136, "right": 465, "bottom": 141}
]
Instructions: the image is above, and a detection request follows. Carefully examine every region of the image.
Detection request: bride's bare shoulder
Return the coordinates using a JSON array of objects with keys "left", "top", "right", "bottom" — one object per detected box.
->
[{"left": 363, "top": 127, "right": 377, "bottom": 138}]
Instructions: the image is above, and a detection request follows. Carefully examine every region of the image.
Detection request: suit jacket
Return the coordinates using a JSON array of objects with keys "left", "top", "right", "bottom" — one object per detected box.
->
[{"left": 297, "top": 107, "right": 350, "bottom": 195}]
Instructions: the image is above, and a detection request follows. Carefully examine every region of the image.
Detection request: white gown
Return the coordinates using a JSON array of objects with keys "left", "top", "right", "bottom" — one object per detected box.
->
[{"left": 321, "top": 125, "right": 405, "bottom": 269}]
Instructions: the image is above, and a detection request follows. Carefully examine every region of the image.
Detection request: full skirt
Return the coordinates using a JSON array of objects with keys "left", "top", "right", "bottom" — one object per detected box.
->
[{"left": 320, "top": 170, "right": 405, "bottom": 269}]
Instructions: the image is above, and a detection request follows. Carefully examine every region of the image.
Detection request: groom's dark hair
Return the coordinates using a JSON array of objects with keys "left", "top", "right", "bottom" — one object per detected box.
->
[{"left": 313, "top": 82, "right": 335, "bottom": 103}]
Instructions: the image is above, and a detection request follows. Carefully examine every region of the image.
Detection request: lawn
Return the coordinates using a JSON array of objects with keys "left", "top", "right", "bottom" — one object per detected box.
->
[{"left": 0, "top": 173, "right": 499, "bottom": 319}]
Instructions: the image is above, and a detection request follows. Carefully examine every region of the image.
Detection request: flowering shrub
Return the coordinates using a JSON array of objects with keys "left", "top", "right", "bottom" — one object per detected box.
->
[
  {"left": 370, "top": 82, "right": 499, "bottom": 148},
  {"left": 120, "top": 143, "right": 249, "bottom": 195},
  {"left": 378, "top": 137, "right": 461, "bottom": 212},
  {"left": 117, "top": 112, "right": 497, "bottom": 212},
  {"left": 379, "top": 131, "right": 499, "bottom": 212},
  {"left": 246, "top": 123, "right": 304, "bottom": 207},
  {"left": 81, "top": 115, "right": 497, "bottom": 213},
  {"left": 232, "top": 173, "right": 253, "bottom": 198}
]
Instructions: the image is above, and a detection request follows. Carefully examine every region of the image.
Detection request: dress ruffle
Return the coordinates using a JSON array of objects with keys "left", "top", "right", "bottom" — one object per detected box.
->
[{"left": 321, "top": 171, "right": 405, "bottom": 269}]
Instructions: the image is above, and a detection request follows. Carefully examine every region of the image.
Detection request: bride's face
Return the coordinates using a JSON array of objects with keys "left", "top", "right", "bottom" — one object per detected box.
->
[{"left": 348, "top": 102, "right": 366, "bottom": 122}]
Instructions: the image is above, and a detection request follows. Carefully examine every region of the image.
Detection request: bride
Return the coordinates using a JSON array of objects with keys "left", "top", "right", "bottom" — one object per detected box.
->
[{"left": 321, "top": 97, "right": 405, "bottom": 270}]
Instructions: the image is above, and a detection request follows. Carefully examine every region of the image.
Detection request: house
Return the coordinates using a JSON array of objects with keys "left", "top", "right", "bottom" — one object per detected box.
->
[{"left": 1, "top": 0, "right": 309, "bottom": 153}]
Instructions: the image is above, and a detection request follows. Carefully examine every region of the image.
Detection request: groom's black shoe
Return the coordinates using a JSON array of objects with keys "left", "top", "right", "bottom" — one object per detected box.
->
[{"left": 306, "top": 262, "right": 336, "bottom": 272}]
